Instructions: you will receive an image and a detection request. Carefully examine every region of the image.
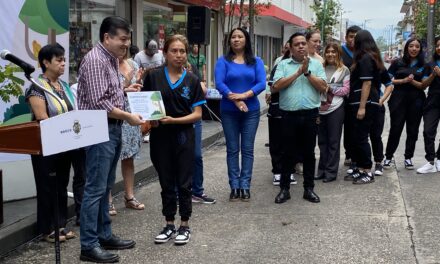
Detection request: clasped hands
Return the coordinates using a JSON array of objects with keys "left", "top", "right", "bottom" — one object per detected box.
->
[{"left": 228, "top": 91, "right": 253, "bottom": 112}]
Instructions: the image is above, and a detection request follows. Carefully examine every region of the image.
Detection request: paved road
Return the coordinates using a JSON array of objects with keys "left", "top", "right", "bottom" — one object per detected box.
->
[{"left": 2, "top": 111, "right": 440, "bottom": 264}]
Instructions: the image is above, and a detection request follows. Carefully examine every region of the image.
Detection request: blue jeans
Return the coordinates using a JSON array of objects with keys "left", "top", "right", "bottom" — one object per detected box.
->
[
  {"left": 221, "top": 110, "right": 260, "bottom": 190},
  {"left": 192, "top": 120, "right": 204, "bottom": 196},
  {"left": 80, "top": 124, "right": 122, "bottom": 250}
]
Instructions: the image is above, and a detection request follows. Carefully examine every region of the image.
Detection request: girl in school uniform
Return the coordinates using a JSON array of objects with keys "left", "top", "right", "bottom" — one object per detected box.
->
[{"left": 142, "top": 35, "right": 205, "bottom": 245}]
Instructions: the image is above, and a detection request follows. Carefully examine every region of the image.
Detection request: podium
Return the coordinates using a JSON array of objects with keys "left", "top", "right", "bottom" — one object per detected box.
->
[{"left": 0, "top": 110, "right": 109, "bottom": 262}]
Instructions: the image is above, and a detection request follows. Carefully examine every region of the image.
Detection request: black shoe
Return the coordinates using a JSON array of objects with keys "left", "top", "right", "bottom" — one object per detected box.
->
[
  {"left": 80, "top": 246, "right": 119, "bottom": 263},
  {"left": 303, "top": 188, "right": 320, "bottom": 203},
  {"left": 154, "top": 224, "right": 176, "bottom": 244},
  {"left": 240, "top": 189, "right": 250, "bottom": 201},
  {"left": 275, "top": 189, "right": 290, "bottom": 204},
  {"left": 323, "top": 177, "right": 336, "bottom": 183},
  {"left": 344, "top": 169, "right": 360, "bottom": 181},
  {"left": 314, "top": 174, "right": 325, "bottom": 180},
  {"left": 99, "top": 235, "right": 135, "bottom": 250},
  {"left": 229, "top": 189, "right": 240, "bottom": 201},
  {"left": 353, "top": 172, "right": 375, "bottom": 185}
]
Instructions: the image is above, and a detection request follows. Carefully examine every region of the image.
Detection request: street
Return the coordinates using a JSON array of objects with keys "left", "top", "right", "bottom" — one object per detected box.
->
[{"left": 2, "top": 112, "right": 440, "bottom": 264}]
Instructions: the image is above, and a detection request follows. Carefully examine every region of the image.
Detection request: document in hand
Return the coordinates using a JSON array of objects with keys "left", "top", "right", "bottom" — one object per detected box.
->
[{"left": 127, "top": 91, "right": 166, "bottom": 120}]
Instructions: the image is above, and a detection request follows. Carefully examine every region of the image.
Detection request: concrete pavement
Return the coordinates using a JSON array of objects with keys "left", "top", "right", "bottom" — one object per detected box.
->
[{"left": 1, "top": 110, "right": 440, "bottom": 263}]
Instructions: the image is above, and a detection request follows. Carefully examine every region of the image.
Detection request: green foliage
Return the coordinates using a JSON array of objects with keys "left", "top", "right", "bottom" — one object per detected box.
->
[
  {"left": 0, "top": 64, "right": 25, "bottom": 103},
  {"left": 310, "top": 0, "right": 341, "bottom": 43},
  {"left": 376, "top": 36, "right": 388, "bottom": 52},
  {"left": 413, "top": 0, "right": 440, "bottom": 39}
]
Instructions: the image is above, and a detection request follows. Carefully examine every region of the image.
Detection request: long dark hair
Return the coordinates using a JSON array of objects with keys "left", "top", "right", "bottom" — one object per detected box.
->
[
  {"left": 402, "top": 38, "right": 424, "bottom": 67},
  {"left": 352, "top": 30, "right": 384, "bottom": 71},
  {"left": 434, "top": 36, "right": 440, "bottom": 61},
  {"left": 225, "top": 27, "right": 256, "bottom": 65}
]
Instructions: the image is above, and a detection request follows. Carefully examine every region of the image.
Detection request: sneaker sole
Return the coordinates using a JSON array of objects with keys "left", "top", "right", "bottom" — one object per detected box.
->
[
  {"left": 353, "top": 179, "right": 375, "bottom": 184},
  {"left": 290, "top": 181, "right": 297, "bottom": 185},
  {"left": 374, "top": 171, "right": 383, "bottom": 176},
  {"left": 174, "top": 236, "right": 190, "bottom": 245},
  {"left": 416, "top": 170, "right": 437, "bottom": 174},
  {"left": 155, "top": 238, "right": 172, "bottom": 244},
  {"left": 405, "top": 167, "right": 414, "bottom": 170},
  {"left": 272, "top": 182, "right": 280, "bottom": 186},
  {"left": 80, "top": 255, "right": 120, "bottom": 263}
]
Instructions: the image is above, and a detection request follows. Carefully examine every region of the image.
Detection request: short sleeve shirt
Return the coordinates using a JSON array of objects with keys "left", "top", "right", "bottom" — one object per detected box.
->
[
  {"left": 134, "top": 51, "right": 165, "bottom": 69},
  {"left": 142, "top": 66, "right": 206, "bottom": 119},
  {"left": 427, "top": 61, "right": 440, "bottom": 95},
  {"left": 188, "top": 53, "right": 206, "bottom": 77},
  {"left": 273, "top": 57, "right": 326, "bottom": 111},
  {"left": 348, "top": 53, "right": 381, "bottom": 105},
  {"left": 387, "top": 59, "right": 430, "bottom": 92}
]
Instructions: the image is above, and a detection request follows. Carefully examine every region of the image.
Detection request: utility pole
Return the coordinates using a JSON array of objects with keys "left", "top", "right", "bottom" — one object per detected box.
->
[
  {"left": 363, "top": 19, "right": 372, "bottom": 30},
  {"left": 321, "top": 0, "right": 327, "bottom": 43},
  {"left": 249, "top": 0, "right": 255, "bottom": 48},
  {"left": 427, "top": 0, "right": 436, "bottom": 62}
]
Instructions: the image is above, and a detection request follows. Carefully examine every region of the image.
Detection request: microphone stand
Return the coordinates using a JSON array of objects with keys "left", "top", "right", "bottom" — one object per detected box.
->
[{"left": 25, "top": 73, "right": 64, "bottom": 264}]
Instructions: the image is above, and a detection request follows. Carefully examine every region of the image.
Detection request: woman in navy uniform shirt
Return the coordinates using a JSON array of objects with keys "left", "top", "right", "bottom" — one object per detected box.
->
[
  {"left": 383, "top": 38, "right": 430, "bottom": 170},
  {"left": 142, "top": 35, "right": 205, "bottom": 245},
  {"left": 344, "top": 30, "right": 384, "bottom": 184},
  {"left": 417, "top": 36, "right": 440, "bottom": 174}
]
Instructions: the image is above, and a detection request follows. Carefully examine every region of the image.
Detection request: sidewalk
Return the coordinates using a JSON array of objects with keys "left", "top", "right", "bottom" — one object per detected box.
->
[{"left": 3, "top": 104, "right": 437, "bottom": 263}]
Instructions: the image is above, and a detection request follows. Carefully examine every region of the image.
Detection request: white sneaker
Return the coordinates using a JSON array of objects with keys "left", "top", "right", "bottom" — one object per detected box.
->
[
  {"left": 290, "top": 174, "right": 297, "bottom": 185},
  {"left": 273, "top": 174, "right": 281, "bottom": 186},
  {"left": 436, "top": 160, "right": 440, "bottom": 171},
  {"left": 416, "top": 162, "right": 437, "bottom": 174}
]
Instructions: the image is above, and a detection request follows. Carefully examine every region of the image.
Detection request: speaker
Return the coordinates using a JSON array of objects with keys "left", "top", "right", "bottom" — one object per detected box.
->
[{"left": 187, "top": 6, "right": 211, "bottom": 45}]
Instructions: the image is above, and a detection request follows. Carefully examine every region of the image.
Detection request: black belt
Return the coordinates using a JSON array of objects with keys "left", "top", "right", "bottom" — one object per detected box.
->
[{"left": 108, "top": 118, "right": 123, "bottom": 125}]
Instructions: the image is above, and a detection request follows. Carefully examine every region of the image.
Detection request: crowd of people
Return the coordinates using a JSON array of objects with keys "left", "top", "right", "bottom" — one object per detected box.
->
[{"left": 23, "top": 15, "right": 440, "bottom": 263}]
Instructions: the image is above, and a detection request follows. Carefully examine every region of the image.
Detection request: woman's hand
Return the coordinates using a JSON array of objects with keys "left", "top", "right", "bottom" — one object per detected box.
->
[
  {"left": 159, "top": 116, "right": 175, "bottom": 125},
  {"left": 136, "top": 68, "right": 146, "bottom": 84},
  {"left": 124, "top": 83, "right": 143, "bottom": 93},
  {"left": 357, "top": 107, "right": 366, "bottom": 120},
  {"left": 150, "top": 120, "right": 159, "bottom": 128},
  {"left": 228, "top": 91, "right": 253, "bottom": 101},
  {"left": 234, "top": 100, "right": 248, "bottom": 112},
  {"left": 434, "top": 66, "right": 440, "bottom": 77}
]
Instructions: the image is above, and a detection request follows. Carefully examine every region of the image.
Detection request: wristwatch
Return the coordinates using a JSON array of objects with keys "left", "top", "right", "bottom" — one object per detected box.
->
[{"left": 304, "top": 70, "right": 311, "bottom": 77}]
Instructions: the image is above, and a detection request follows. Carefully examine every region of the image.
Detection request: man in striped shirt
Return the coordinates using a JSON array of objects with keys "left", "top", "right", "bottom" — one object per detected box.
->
[{"left": 77, "top": 16, "right": 143, "bottom": 263}]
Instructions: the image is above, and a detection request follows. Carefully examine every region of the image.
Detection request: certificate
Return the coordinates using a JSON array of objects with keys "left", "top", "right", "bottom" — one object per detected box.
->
[{"left": 127, "top": 91, "right": 166, "bottom": 120}]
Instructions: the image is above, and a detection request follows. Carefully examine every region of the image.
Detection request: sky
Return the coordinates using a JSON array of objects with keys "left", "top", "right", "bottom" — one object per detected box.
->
[{"left": 338, "top": 0, "right": 404, "bottom": 41}]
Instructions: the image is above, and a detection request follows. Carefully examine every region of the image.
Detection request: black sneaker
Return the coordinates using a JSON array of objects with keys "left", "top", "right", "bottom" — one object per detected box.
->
[
  {"left": 346, "top": 162, "right": 357, "bottom": 174},
  {"left": 154, "top": 224, "right": 176, "bottom": 244},
  {"left": 383, "top": 159, "right": 392, "bottom": 169},
  {"left": 353, "top": 172, "right": 375, "bottom": 184},
  {"left": 344, "top": 169, "right": 360, "bottom": 181},
  {"left": 174, "top": 226, "right": 191, "bottom": 245},
  {"left": 404, "top": 159, "right": 414, "bottom": 170},
  {"left": 374, "top": 163, "right": 383, "bottom": 176},
  {"left": 192, "top": 194, "right": 216, "bottom": 204}
]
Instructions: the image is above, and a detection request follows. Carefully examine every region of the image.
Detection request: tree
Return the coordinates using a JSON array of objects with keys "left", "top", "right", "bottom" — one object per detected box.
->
[
  {"left": 413, "top": 0, "right": 440, "bottom": 39},
  {"left": 0, "top": 64, "right": 24, "bottom": 103},
  {"left": 310, "top": 0, "right": 342, "bottom": 44},
  {"left": 19, "top": 0, "right": 69, "bottom": 60},
  {"left": 219, "top": 0, "right": 271, "bottom": 48},
  {"left": 150, "top": 91, "right": 165, "bottom": 117},
  {"left": 376, "top": 36, "right": 388, "bottom": 52}
]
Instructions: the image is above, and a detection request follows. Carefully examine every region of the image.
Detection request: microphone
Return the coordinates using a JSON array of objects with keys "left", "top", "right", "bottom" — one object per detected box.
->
[{"left": 0, "top": 50, "right": 35, "bottom": 76}]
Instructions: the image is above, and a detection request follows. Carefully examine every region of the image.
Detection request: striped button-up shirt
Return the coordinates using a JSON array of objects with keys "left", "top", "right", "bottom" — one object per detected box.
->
[{"left": 77, "top": 42, "right": 124, "bottom": 112}]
